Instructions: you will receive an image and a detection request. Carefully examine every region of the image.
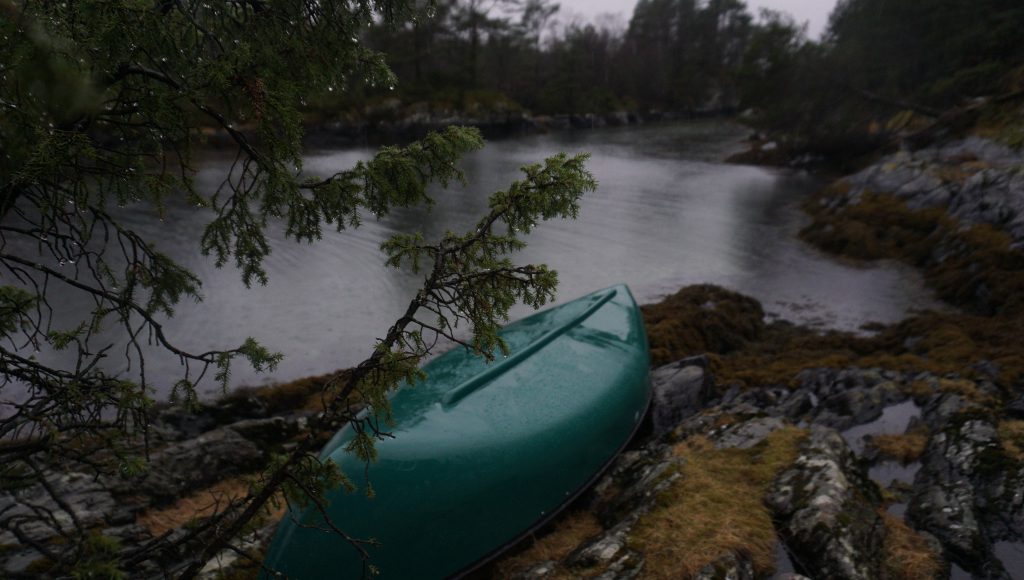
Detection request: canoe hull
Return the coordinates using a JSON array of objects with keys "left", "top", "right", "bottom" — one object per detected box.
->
[{"left": 262, "top": 285, "right": 651, "bottom": 579}]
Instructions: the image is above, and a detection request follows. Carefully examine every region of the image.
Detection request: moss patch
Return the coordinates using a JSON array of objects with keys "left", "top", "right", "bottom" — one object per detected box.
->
[
  {"left": 880, "top": 510, "right": 943, "bottom": 580},
  {"left": 801, "top": 188, "right": 1024, "bottom": 318},
  {"left": 628, "top": 427, "right": 807, "bottom": 578},
  {"left": 639, "top": 278, "right": 1024, "bottom": 403},
  {"left": 641, "top": 284, "right": 766, "bottom": 366}
]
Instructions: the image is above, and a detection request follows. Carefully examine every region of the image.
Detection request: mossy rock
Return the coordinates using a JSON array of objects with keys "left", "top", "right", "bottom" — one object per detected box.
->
[{"left": 642, "top": 284, "right": 766, "bottom": 366}]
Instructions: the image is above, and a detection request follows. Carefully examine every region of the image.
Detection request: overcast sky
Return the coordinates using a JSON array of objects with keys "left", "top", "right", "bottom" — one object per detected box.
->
[{"left": 554, "top": 0, "right": 837, "bottom": 39}]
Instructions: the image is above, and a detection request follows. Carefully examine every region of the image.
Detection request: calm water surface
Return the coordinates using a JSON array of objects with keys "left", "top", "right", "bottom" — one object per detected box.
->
[{"left": 25, "top": 121, "right": 945, "bottom": 395}]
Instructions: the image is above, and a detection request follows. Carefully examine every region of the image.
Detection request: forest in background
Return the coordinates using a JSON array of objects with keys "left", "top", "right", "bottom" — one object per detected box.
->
[{"left": 326, "top": 0, "right": 1024, "bottom": 160}]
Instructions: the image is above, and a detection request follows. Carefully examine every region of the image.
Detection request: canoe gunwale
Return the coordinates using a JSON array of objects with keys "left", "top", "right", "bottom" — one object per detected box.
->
[
  {"left": 441, "top": 288, "right": 619, "bottom": 407},
  {"left": 448, "top": 386, "right": 653, "bottom": 579}
]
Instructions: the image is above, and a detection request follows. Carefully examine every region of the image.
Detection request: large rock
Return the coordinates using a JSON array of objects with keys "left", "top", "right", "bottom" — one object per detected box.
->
[
  {"left": 909, "top": 415, "right": 1021, "bottom": 578},
  {"left": 588, "top": 444, "right": 681, "bottom": 526},
  {"left": 131, "top": 427, "right": 265, "bottom": 505},
  {"left": 0, "top": 471, "right": 132, "bottom": 546},
  {"left": 838, "top": 136, "right": 1024, "bottom": 247},
  {"left": 650, "top": 356, "right": 715, "bottom": 438},
  {"left": 713, "top": 417, "right": 786, "bottom": 450},
  {"left": 767, "top": 426, "right": 886, "bottom": 580}
]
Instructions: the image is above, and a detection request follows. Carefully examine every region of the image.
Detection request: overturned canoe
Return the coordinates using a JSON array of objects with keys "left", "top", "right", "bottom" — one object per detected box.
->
[{"left": 261, "top": 284, "right": 651, "bottom": 579}]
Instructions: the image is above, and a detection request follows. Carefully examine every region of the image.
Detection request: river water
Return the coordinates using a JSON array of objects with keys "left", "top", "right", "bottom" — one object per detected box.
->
[{"left": 19, "top": 121, "right": 945, "bottom": 396}]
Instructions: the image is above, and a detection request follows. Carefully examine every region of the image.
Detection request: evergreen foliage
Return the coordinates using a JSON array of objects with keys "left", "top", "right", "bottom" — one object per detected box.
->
[
  {"left": 746, "top": 0, "right": 1024, "bottom": 158},
  {"left": 0, "top": 0, "right": 594, "bottom": 576},
  {"left": 358, "top": 0, "right": 1023, "bottom": 159}
]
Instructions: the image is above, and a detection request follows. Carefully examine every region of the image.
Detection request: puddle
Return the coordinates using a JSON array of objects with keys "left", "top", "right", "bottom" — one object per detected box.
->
[
  {"left": 886, "top": 503, "right": 907, "bottom": 518},
  {"left": 840, "top": 400, "right": 922, "bottom": 456},
  {"left": 774, "top": 541, "right": 796, "bottom": 574},
  {"left": 870, "top": 461, "right": 921, "bottom": 487},
  {"left": 951, "top": 563, "right": 972, "bottom": 579},
  {"left": 994, "top": 541, "right": 1024, "bottom": 580}
]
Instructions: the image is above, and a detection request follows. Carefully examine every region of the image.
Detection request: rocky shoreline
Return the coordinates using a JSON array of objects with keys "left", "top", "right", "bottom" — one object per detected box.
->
[
  {"left": 8, "top": 347, "right": 1007, "bottom": 579},
  {"left": 4, "top": 126, "right": 1024, "bottom": 578},
  {"left": 298, "top": 102, "right": 725, "bottom": 148}
]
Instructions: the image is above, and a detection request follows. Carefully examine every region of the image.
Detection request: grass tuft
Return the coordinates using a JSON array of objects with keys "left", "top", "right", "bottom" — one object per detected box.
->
[
  {"left": 999, "top": 420, "right": 1024, "bottom": 461},
  {"left": 641, "top": 284, "right": 766, "bottom": 366},
  {"left": 628, "top": 427, "right": 807, "bottom": 578},
  {"left": 491, "top": 510, "right": 603, "bottom": 578},
  {"left": 869, "top": 431, "right": 929, "bottom": 464},
  {"left": 880, "top": 510, "right": 942, "bottom": 580},
  {"left": 137, "top": 477, "right": 285, "bottom": 537}
]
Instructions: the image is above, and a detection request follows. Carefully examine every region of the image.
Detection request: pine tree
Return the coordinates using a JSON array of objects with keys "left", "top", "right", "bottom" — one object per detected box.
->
[{"left": 0, "top": 1, "right": 595, "bottom": 576}]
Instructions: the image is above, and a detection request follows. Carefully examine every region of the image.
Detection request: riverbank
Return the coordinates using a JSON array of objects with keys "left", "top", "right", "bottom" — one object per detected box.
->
[
  {"left": 202, "top": 98, "right": 729, "bottom": 149},
  {"left": 4, "top": 116, "right": 1023, "bottom": 578},
  {"left": 494, "top": 110, "right": 1024, "bottom": 578},
  {"left": 7, "top": 275, "right": 1023, "bottom": 578}
]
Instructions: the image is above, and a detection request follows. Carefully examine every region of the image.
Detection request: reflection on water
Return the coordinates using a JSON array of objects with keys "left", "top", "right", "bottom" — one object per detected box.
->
[
  {"left": 994, "top": 541, "right": 1024, "bottom": 580},
  {"left": 841, "top": 400, "right": 922, "bottom": 456},
  {"left": 869, "top": 461, "right": 921, "bottom": 488},
  {"left": 16, "top": 121, "right": 945, "bottom": 395}
]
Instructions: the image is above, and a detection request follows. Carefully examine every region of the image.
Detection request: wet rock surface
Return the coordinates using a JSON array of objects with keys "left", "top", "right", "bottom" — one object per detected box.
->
[
  {"left": 0, "top": 402, "right": 315, "bottom": 578},
  {"left": 909, "top": 413, "right": 1024, "bottom": 579},
  {"left": 767, "top": 426, "right": 885, "bottom": 580},
  {"left": 497, "top": 363, "right": 1024, "bottom": 579},
  {"left": 6, "top": 354, "right": 1023, "bottom": 579},
  {"left": 834, "top": 136, "right": 1024, "bottom": 247},
  {"left": 650, "top": 356, "right": 716, "bottom": 437}
]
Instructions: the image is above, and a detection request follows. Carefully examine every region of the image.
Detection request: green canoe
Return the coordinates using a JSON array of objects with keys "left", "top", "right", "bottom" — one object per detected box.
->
[{"left": 261, "top": 284, "right": 651, "bottom": 579}]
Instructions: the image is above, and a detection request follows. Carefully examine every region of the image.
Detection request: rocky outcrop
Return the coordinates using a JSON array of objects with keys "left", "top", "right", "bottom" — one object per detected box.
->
[
  {"left": 832, "top": 136, "right": 1024, "bottom": 248},
  {"left": 0, "top": 406, "right": 312, "bottom": 578},
  {"left": 909, "top": 413, "right": 1024, "bottom": 579},
  {"left": 132, "top": 427, "right": 265, "bottom": 506},
  {"left": 506, "top": 364, "right": 943, "bottom": 579},
  {"left": 301, "top": 102, "right": 696, "bottom": 147},
  {"left": 767, "top": 427, "right": 886, "bottom": 580},
  {"left": 693, "top": 551, "right": 755, "bottom": 580},
  {"left": 6, "top": 349, "right": 1019, "bottom": 580},
  {"left": 650, "top": 355, "right": 716, "bottom": 438}
]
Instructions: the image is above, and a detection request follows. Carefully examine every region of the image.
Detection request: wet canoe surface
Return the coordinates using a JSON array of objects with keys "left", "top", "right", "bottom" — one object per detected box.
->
[{"left": 262, "top": 284, "right": 651, "bottom": 579}]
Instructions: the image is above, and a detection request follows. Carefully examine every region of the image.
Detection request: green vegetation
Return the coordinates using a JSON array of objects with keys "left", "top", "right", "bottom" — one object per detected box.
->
[
  {"left": 321, "top": 0, "right": 810, "bottom": 117},
  {"left": 1, "top": 0, "right": 595, "bottom": 574},
  {"left": 744, "top": 0, "right": 1024, "bottom": 162}
]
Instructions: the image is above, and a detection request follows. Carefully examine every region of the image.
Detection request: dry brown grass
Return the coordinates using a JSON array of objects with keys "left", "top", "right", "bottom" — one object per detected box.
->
[
  {"left": 881, "top": 510, "right": 942, "bottom": 580},
  {"left": 628, "top": 428, "right": 807, "bottom": 579},
  {"left": 492, "top": 511, "right": 603, "bottom": 578},
  {"left": 137, "top": 477, "right": 286, "bottom": 536},
  {"left": 869, "top": 431, "right": 929, "bottom": 464},
  {"left": 999, "top": 420, "right": 1024, "bottom": 461},
  {"left": 936, "top": 377, "right": 997, "bottom": 404}
]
